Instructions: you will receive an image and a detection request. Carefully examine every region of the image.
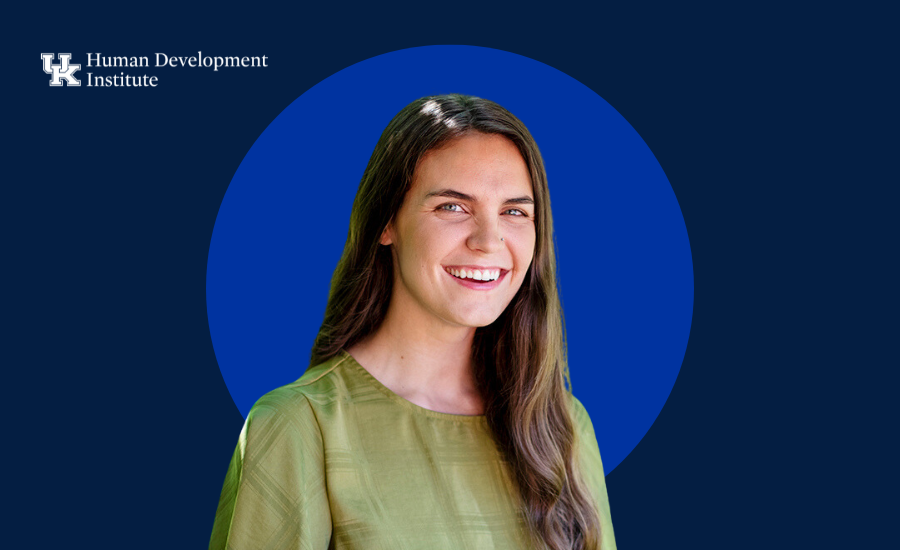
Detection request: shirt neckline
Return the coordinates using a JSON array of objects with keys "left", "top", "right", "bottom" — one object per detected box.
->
[{"left": 339, "top": 349, "right": 488, "bottom": 424}]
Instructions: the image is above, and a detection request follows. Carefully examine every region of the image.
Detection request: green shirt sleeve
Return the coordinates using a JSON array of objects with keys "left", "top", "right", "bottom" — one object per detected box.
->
[
  {"left": 209, "top": 389, "right": 332, "bottom": 550},
  {"left": 571, "top": 395, "right": 617, "bottom": 550}
]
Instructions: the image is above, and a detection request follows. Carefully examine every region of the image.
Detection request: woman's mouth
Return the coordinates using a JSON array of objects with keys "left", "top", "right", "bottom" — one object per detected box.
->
[
  {"left": 446, "top": 267, "right": 501, "bottom": 281},
  {"left": 443, "top": 267, "right": 508, "bottom": 289}
]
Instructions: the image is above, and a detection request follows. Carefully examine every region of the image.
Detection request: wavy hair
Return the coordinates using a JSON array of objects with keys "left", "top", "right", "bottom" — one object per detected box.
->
[{"left": 310, "top": 94, "right": 601, "bottom": 549}]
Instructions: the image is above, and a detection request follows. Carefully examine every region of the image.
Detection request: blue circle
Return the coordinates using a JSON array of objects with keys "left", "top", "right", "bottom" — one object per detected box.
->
[{"left": 207, "top": 46, "right": 693, "bottom": 474}]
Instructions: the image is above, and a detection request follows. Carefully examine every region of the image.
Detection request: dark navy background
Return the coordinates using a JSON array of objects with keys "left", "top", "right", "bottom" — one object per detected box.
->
[{"left": 9, "top": 2, "right": 893, "bottom": 548}]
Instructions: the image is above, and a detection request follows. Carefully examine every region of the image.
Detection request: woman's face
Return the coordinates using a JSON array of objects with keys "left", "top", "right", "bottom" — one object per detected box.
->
[{"left": 382, "top": 132, "right": 537, "bottom": 330}]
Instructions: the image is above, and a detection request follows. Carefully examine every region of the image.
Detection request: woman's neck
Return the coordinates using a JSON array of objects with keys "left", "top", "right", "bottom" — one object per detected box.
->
[{"left": 346, "top": 307, "right": 484, "bottom": 416}]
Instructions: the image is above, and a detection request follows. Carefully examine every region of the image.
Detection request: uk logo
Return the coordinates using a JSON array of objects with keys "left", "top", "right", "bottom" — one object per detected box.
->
[{"left": 41, "top": 53, "right": 81, "bottom": 86}]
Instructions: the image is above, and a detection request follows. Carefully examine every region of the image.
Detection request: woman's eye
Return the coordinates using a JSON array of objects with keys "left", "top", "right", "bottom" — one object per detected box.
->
[
  {"left": 504, "top": 208, "right": 527, "bottom": 217},
  {"left": 438, "top": 203, "right": 464, "bottom": 213}
]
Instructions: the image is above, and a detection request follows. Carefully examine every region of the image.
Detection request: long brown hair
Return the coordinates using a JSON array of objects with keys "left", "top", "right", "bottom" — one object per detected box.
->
[{"left": 310, "top": 94, "right": 602, "bottom": 549}]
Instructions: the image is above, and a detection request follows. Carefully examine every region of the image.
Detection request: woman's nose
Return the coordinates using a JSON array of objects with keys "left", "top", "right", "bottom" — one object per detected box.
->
[{"left": 466, "top": 218, "right": 504, "bottom": 254}]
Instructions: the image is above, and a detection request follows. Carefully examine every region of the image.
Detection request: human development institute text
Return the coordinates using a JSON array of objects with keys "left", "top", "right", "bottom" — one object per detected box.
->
[{"left": 81, "top": 52, "right": 268, "bottom": 87}]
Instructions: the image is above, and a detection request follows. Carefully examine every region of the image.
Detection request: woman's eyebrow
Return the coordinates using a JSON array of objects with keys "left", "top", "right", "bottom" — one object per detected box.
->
[
  {"left": 424, "top": 189, "right": 535, "bottom": 205},
  {"left": 505, "top": 197, "right": 534, "bottom": 205},
  {"left": 425, "top": 189, "right": 474, "bottom": 201}
]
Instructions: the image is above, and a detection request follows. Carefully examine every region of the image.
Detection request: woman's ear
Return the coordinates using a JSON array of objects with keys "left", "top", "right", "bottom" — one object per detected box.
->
[{"left": 379, "top": 223, "right": 394, "bottom": 246}]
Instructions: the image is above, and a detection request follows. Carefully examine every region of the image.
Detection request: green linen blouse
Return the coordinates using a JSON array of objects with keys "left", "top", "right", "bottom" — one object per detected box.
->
[{"left": 209, "top": 351, "right": 616, "bottom": 549}]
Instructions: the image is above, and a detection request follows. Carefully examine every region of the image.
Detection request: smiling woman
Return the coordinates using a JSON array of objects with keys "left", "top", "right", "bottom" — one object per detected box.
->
[
  {"left": 380, "top": 133, "right": 536, "bottom": 331},
  {"left": 209, "top": 95, "right": 616, "bottom": 550}
]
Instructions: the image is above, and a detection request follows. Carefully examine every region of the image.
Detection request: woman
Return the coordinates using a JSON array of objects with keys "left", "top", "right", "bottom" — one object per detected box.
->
[{"left": 209, "top": 95, "right": 616, "bottom": 549}]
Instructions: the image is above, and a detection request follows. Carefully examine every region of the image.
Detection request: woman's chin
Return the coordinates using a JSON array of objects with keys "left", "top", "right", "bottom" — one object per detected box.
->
[{"left": 445, "top": 309, "right": 505, "bottom": 329}]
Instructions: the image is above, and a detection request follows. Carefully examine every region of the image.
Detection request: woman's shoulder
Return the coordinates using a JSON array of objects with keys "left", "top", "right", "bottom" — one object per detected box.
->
[
  {"left": 566, "top": 393, "right": 591, "bottom": 426},
  {"left": 566, "top": 393, "right": 601, "bottom": 445},
  {"left": 247, "top": 352, "right": 356, "bottom": 422}
]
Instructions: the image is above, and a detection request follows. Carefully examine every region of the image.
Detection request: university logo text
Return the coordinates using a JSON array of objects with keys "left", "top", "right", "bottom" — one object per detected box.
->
[{"left": 41, "top": 51, "right": 267, "bottom": 88}]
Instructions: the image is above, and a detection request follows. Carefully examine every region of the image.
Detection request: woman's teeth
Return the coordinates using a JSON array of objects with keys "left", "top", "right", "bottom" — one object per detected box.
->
[{"left": 448, "top": 268, "right": 501, "bottom": 282}]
